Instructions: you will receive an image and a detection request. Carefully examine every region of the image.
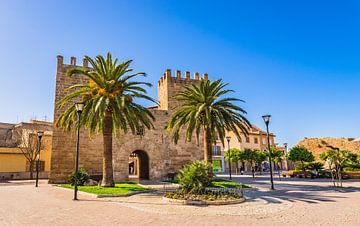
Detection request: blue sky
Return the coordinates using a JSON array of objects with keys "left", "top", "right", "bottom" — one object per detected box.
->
[{"left": 1, "top": 0, "right": 360, "bottom": 147}]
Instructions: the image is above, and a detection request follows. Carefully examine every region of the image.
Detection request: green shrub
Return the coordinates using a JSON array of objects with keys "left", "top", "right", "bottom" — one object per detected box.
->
[
  {"left": 176, "top": 161, "right": 214, "bottom": 194},
  {"left": 295, "top": 163, "right": 308, "bottom": 171},
  {"left": 68, "top": 168, "right": 90, "bottom": 186},
  {"left": 296, "top": 162, "right": 324, "bottom": 171}
]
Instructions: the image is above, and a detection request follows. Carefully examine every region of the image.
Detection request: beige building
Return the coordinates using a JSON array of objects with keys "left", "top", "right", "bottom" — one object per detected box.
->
[
  {"left": 50, "top": 56, "right": 207, "bottom": 183},
  {"left": 0, "top": 120, "right": 52, "bottom": 180},
  {"left": 212, "top": 125, "right": 276, "bottom": 172}
]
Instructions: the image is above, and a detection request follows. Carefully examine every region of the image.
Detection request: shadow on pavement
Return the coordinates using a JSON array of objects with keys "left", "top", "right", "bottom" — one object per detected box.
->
[{"left": 220, "top": 174, "right": 360, "bottom": 204}]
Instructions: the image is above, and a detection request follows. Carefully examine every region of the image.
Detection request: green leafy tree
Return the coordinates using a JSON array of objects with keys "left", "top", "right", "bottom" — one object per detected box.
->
[
  {"left": 242, "top": 149, "right": 258, "bottom": 178},
  {"left": 56, "top": 53, "right": 155, "bottom": 187},
  {"left": 224, "top": 148, "right": 242, "bottom": 174},
  {"left": 269, "top": 146, "right": 284, "bottom": 174},
  {"left": 167, "top": 79, "right": 251, "bottom": 165},
  {"left": 343, "top": 153, "right": 360, "bottom": 171},
  {"left": 320, "top": 148, "right": 351, "bottom": 187},
  {"left": 287, "top": 146, "right": 314, "bottom": 165},
  {"left": 254, "top": 149, "right": 267, "bottom": 175}
]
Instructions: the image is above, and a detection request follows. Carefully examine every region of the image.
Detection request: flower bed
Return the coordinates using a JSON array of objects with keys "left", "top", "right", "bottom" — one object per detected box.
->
[{"left": 164, "top": 188, "right": 245, "bottom": 205}]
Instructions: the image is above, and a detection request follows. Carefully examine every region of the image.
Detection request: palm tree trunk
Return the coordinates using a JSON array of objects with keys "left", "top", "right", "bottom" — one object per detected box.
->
[
  {"left": 101, "top": 110, "right": 115, "bottom": 187},
  {"left": 203, "top": 128, "right": 212, "bottom": 164}
]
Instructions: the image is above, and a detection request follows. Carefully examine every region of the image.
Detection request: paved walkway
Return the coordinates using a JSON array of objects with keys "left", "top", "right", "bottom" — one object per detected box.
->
[{"left": 1, "top": 176, "right": 360, "bottom": 225}]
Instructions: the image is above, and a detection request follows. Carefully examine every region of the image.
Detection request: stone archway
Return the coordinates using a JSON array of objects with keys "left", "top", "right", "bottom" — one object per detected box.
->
[{"left": 128, "top": 150, "right": 149, "bottom": 180}]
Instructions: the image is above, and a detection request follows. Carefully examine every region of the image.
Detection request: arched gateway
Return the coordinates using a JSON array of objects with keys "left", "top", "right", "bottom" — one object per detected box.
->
[{"left": 128, "top": 150, "right": 149, "bottom": 180}]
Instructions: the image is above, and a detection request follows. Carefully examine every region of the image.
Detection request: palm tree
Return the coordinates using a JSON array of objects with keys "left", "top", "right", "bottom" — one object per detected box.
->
[
  {"left": 56, "top": 53, "right": 155, "bottom": 187},
  {"left": 167, "top": 79, "right": 251, "bottom": 165}
]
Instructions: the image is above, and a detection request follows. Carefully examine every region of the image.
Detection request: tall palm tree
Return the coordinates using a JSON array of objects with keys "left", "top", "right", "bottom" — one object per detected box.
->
[
  {"left": 167, "top": 79, "right": 251, "bottom": 164},
  {"left": 56, "top": 53, "right": 155, "bottom": 187}
]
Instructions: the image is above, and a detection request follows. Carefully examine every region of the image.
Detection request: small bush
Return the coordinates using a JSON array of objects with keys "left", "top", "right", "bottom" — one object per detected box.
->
[
  {"left": 296, "top": 162, "right": 324, "bottom": 171},
  {"left": 176, "top": 161, "right": 214, "bottom": 194},
  {"left": 68, "top": 168, "right": 90, "bottom": 186},
  {"left": 296, "top": 163, "right": 308, "bottom": 171}
]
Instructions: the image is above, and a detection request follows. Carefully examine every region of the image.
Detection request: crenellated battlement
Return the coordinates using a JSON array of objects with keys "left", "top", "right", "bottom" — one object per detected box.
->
[
  {"left": 158, "top": 69, "right": 208, "bottom": 86},
  {"left": 157, "top": 69, "right": 208, "bottom": 111},
  {"left": 56, "top": 55, "right": 89, "bottom": 68}
]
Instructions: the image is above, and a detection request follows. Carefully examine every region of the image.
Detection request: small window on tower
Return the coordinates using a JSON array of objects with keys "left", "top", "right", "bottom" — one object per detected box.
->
[{"left": 135, "top": 126, "right": 145, "bottom": 136}]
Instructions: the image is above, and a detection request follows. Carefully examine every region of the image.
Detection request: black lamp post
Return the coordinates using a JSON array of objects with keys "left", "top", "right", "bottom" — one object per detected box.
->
[
  {"left": 262, "top": 115, "right": 274, "bottom": 190},
  {"left": 284, "top": 142, "right": 288, "bottom": 170},
  {"left": 226, "top": 136, "right": 232, "bottom": 180},
  {"left": 35, "top": 131, "right": 44, "bottom": 187},
  {"left": 74, "top": 102, "right": 84, "bottom": 200}
]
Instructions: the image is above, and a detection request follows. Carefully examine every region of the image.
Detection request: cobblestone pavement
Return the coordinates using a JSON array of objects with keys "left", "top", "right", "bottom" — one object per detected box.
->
[{"left": 1, "top": 176, "right": 360, "bottom": 226}]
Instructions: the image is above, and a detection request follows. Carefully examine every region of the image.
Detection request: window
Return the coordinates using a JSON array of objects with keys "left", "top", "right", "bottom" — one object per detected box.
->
[
  {"left": 246, "top": 137, "right": 250, "bottom": 143},
  {"left": 254, "top": 138, "right": 258, "bottom": 144},
  {"left": 135, "top": 126, "right": 145, "bottom": 136},
  {"left": 212, "top": 145, "right": 221, "bottom": 156},
  {"left": 262, "top": 138, "right": 266, "bottom": 145}
]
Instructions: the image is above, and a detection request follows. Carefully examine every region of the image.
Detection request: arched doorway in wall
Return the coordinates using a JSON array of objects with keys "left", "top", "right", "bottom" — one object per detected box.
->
[{"left": 128, "top": 150, "right": 149, "bottom": 180}]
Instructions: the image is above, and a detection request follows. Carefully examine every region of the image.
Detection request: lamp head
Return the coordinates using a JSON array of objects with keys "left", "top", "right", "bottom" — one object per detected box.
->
[
  {"left": 262, "top": 115, "right": 271, "bottom": 125},
  {"left": 75, "top": 102, "right": 85, "bottom": 113},
  {"left": 226, "top": 136, "right": 231, "bottom": 142},
  {"left": 37, "top": 131, "right": 44, "bottom": 138}
]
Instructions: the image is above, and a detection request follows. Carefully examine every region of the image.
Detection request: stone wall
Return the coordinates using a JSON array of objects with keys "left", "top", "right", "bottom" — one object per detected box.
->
[{"left": 49, "top": 56, "right": 204, "bottom": 183}]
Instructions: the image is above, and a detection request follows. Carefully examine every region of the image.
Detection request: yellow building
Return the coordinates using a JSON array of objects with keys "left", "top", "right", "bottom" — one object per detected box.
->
[
  {"left": 0, "top": 120, "right": 52, "bottom": 180},
  {"left": 212, "top": 125, "right": 277, "bottom": 172}
]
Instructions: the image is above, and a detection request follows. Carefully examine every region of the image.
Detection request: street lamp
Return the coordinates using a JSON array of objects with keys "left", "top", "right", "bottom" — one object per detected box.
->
[
  {"left": 284, "top": 142, "right": 288, "bottom": 170},
  {"left": 35, "top": 131, "right": 44, "bottom": 187},
  {"left": 74, "top": 102, "right": 84, "bottom": 200},
  {"left": 262, "top": 115, "right": 274, "bottom": 190},
  {"left": 226, "top": 136, "right": 232, "bottom": 180}
]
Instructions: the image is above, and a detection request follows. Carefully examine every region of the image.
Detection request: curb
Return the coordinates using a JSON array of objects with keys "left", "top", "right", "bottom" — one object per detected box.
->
[{"left": 96, "top": 190, "right": 152, "bottom": 198}]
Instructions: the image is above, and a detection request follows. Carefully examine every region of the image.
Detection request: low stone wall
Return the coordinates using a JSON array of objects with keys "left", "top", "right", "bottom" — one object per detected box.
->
[{"left": 0, "top": 171, "right": 48, "bottom": 180}]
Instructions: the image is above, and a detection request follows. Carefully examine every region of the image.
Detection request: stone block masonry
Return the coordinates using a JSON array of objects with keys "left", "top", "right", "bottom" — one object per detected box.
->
[{"left": 49, "top": 55, "right": 205, "bottom": 183}]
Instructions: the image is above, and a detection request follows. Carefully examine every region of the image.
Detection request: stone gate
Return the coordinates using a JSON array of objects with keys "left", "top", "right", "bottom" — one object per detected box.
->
[{"left": 49, "top": 56, "right": 207, "bottom": 183}]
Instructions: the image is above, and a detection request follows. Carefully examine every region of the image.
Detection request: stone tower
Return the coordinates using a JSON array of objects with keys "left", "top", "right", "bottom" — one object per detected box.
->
[
  {"left": 49, "top": 56, "right": 206, "bottom": 183},
  {"left": 157, "top": 69, "right": 208, "bottom": 112}
]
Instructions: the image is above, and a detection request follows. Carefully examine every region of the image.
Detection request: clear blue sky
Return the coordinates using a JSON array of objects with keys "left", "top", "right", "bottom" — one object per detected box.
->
[{"left": 1, "top": 0, "right": 360, "bottom": 147}]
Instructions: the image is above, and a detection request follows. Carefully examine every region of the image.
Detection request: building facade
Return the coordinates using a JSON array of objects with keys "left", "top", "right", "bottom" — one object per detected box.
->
[
  {"left": 0, "top": 120, "right": 52, "bottom": 180},
  {"left": 49, "top": 56, "right": 207, "bottom": 183},
  {"left": 212, "top": 125, "right": 277, "bottom": 172}
]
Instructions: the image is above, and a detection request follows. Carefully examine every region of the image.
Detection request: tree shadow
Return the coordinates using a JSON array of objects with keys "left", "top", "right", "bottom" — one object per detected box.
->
[{"left": 242, "top": 181, "right": 360, "bottom": 204}]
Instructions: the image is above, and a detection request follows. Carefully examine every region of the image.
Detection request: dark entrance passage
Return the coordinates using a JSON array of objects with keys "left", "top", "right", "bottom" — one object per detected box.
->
[{"left": 128, "top": 150, "right": 149, "bottom": 180}]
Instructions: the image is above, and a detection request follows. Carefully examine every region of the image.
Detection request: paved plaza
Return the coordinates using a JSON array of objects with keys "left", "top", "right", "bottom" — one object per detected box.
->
[{"left": 1, "top": 175, "right": 360, "bottom": 226}]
